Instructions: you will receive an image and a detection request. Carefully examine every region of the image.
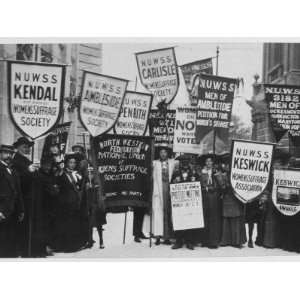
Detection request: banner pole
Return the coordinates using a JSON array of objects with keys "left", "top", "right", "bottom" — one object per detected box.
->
[
  {"left": 149, "top": 139, "right": 155, "bottom": 248},
  {"left": 28, "top": 142, "right": 35, "bottom": 257},
  {"left": 212, "top": 46, "right": 220, "bottom": 155},
  {"left": 123, "top": 211, "right": 127, "bottom": 244}
]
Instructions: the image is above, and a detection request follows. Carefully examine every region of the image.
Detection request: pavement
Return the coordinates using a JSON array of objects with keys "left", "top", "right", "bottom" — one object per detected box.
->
[{"left": 53, "top": 212, "right": 297, "bottom": 260}]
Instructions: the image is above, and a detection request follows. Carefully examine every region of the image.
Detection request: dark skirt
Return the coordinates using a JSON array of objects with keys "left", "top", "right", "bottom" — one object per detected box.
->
[
  {"left": 220, "top": 217, "right": 246, "bottom": 247},
  {"left": 202, "top": 190, "right": 222, "bottom": 248},
  {"left": 245, "top": 200, "right": 262, "bottom": 223}
]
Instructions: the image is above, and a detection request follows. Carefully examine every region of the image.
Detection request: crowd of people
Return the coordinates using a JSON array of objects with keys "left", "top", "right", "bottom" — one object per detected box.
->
[{"left": 0, "top": 136, "right": 300, "bottom": 258}]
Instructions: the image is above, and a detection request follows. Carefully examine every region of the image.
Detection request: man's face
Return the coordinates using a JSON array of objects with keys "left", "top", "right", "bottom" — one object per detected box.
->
[
  {"left": 66, "top": 158, "right": 76, "bottom": 170},
  {"left": 73, "top": 147, "right": 83, "bottom": 155},
  {"left": 18, "top": 144, "right": 30, "bottom": 155},
  {"left": 0, "top": 150, "right": 13, "bottom": 164},
  {"left": 159, "top": 149, "right": 168, "bottom": 161}
]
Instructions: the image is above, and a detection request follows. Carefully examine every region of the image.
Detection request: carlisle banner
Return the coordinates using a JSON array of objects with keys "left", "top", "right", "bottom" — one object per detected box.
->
[
  {"left": 180, "top": 57, "right": 213, "bottom": 92},
  {"left": 149, "top": 109, "right": 176, "bottom": 148},
  {"left": 272, "top": 169, "right": 300, "bottom": 216},
  {"left": 170, "top": 181, "right": 204, "bottom": 231},
  {"left": 114, "top": 91, "right": 153, "bottom": 136},
  {"left": 265, "top": 84, "right": 300, "bottom": 142},
  {"left": 92, "top": 134, "right": 153, "bottom": 210},
  {"left": 79, "top": 71, "right": 128, "bottom": 137},
  {"left": 230, "top": 140, "right": 274, "bottom": 203},
  {"left": 7, "top": 61, "right": 65, "bottom": 139},
  {"left": 135, "top": 47, "right": 179, "bottom": 107},
  {"left": 195, "top": 74, "right": 236, "bottom": 144},
  {"left": 41, "top": 121, "right": 71, "bottom": 159},
  {"left": 173, "top": 106, "right": 202, "bottom": 154}
]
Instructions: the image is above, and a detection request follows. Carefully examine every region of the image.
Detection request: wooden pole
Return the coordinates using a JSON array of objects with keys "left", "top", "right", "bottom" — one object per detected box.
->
[
  {"left": 28, "top": 143, "right": 35, "bottom": 257},
  {"left": 123, "top": 212, "right": 127, "bottom": 244}
]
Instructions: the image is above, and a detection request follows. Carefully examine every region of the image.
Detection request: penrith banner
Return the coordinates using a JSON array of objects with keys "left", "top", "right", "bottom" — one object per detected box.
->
[
  {"left": 41, "top": 121, "right": 71, "bottom": 159},
  {"left": 92, "top": 134, "right": 153, "bottom": 210},
  {"left": 195, "top": 74, "right": 236, "bottom": 145},
  {"left": 272, "top": 169, "right": 300, "bottom": 216},
  {"left": 180, "top": 57, "right": 213, "bottom": 93},
  {"left": 230, "top": 140, "right": 274, "bottom": 203},
  {"left": 170, "top": 181, "right": 204, "bottom": 231},
  {"left": 114, "top": 91, "right": 153, "bottom": 136},
  {"left": 79, "top": 71, "right": 128, "bottom": 137},
  {"left": 7, "top": 61, "right": 66, "bottom": 139},
  {"left": 173, "top": 106, "right": 202, "bottom": 154},
  {"left": 265, "top": 84, "right": 300, "bottom": 142},
  {"left": 149, "top": 109, "right": 176, "bottom": 148},
  {"left": 135, "top": 47, "right": 179, "bottom": 107}
]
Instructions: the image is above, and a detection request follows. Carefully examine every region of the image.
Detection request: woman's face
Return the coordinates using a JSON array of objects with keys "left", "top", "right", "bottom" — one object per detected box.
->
[
  {"left": 66, "top": 158, "right": 76, "bottom": 170},
  {"left": 205, "top": 158, "right": 213, "bottom": 169}
]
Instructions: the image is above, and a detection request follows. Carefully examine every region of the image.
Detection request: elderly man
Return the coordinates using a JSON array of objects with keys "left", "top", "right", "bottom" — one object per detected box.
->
[{"left": 0, "top": 144, "right": 24, "bottom": 257}]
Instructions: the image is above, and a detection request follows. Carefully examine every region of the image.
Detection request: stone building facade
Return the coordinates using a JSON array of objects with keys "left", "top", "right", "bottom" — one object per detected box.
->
[
  {"left": 0, "top": 43, "right": 102, "bottom": 157},
  {"left": 248, "top": 43, "right": 300, "bottom": 157}
]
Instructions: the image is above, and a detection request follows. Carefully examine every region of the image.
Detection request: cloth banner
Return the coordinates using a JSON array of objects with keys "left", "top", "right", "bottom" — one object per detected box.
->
[
  {"left": 195, "top": 74, "right": 236, "bottom": 146},
  {"left": 265, "top": 84, "right": 300, "bottom": 142},
  {"left": 7, "top": 61, "right": 65, "bottom": 139},
  {"left": 149, "top": 109, "right": 176, "bottom": 148},
  {"left": 272, "top": 169, "right": 300, "bottom": 216},
  {"left": 92, "top": 134, "right": 153, "bottom": 210},
  {"left": 79, "top": 71, "right": 128, "bottom": 137},
  {"left": 135, "top": 47, "right": 179, "bottom": 107},
  {"left": 230, "top": 139, "right": 274, "bottom": 203},
  {"left": 114, "top": 91, "right": 153, "bottom": 136},
  {"left": 173, "top": 106, "right": 202, "bottom": 154},
  {"left": 170, "top": 181, "right": 204, "bottom": 230},
  {"left": 180, "top": 58, "right": 213, "bottom": 105},
  {"left": 41, "top": 121, "right": 71, "bottom": 159}
]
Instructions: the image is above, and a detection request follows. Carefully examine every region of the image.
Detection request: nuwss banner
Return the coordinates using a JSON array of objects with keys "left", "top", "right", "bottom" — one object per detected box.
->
[
  {"left": 79, "top": 71, "right": 128, "bottom": 137},
  {"left": 136, "top": 47, "right": 179, "bottom": 107},
  {"left": 7, "top": 61, "right": 65, "bottom": 139},
  {"left": 272, "top": 169, "right": 300, "bottom": 216},
  {"left": 92, "top": 134, "right": 153, "bottom": 210},
  {"left": 265, "top": 84, "right": 300, "bottom": 142},
  {"left": 195, "top": 74, "right": 236, "bottom": 145},
  {"left": 114, "top": 91, "right": 153, "bottom": 136},
  {"left": 230, "top": 140, "right": 274, "bottom": 203}
]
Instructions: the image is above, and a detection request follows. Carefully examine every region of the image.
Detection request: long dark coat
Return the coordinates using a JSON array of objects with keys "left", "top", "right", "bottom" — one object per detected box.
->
[
  {"left": 53, "top": 171, "right": 88, "bottom": 252},
  {"left": 0, "top": 162, "right": 24, "bottom": 257},
  {"left": 11, "top": 151, "right": 34, "bottom": 256}
]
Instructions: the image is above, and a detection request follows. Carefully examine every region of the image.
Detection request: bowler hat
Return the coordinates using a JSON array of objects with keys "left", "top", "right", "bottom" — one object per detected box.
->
[
  {"left": 13, "top": 137, "right": 34, "bottom": 148},
  {"left": 0, "top": 144, "right": 15, "bottom": 153},
  {"left": 64, "top": 152, "right": 78, "bottom": 162},
  {"left": 71, "top": 144, "right": 85, "bottom": 152}
]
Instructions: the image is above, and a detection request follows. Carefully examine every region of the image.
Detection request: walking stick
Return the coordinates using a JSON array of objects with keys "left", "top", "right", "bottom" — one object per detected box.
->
[{"left": 123, "top": 211, "right": 128, "bottom": 244}]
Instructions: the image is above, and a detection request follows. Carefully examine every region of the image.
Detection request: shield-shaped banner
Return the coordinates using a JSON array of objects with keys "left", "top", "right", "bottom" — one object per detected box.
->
[
  {"left": 230, "top": 140, "right": 274, "bottom": 203},
  {"left": 272, "top": 169, "right": 300, "bottom": 216},
  {"left": 79, "top": 71, "right": 128, "bottom": 137},
  {"left": 114, "top": 91, "right": 153, "bottom": 136},
  {"left": 7, "top": 61, "right": 65, "bottom": 139},
  {"left": 135, "top": 47, "right": 179, "bottom": 107}
]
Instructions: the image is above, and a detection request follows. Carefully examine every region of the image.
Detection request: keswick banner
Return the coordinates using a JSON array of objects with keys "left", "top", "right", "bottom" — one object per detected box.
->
[
  {"left": 7, "top": 61, "right": 65, "bottom": 139},
  {"left": 265, "top": 84, "right": 300, "bottom": 141},
  {"left": 180, "top": 58, "right": 213, "bottom": 92},
  {"left": 230, "top": 140, "right": 274, "bottom": 203},
  {"left": 173, "top": 106, "right": 202, "bottom": 154},
  {"left": 114, "top": 91, "right": 153, "bottom": 136},
  {"left": 272, "top": 169, "right": 300, "bottom": 216},
  {"left": 170, "top": 181, "right": 204, "bottom": 231},
  {"left": 149, "top": 109, "right": 176, "bottom": 148},
  {"left": 79, "top": 71, "right": 128, "bottom": 137},
  {"left": 42, "top": 121, "right": 71, "bottom": 159},
  {"left": 92, "top": 134, "right": 153, "bottom": 210},
  {"left": 135, "top": 47, "right": 179, "bottom": 107},
  {"left": 195, "top": 74, "right": 236, "bottom": 144}
]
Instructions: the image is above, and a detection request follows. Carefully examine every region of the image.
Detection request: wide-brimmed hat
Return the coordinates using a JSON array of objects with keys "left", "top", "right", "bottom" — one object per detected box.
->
[
  {"left": 155, "top": 144, "right": 172, "bottom": 158},
  {"left": 64, "top": 152, "right": 78, "bottom": 162},
  {"left": 273, "top": 149, "right": 291, "bottom": 163},
  {"left": 197, "top": 153, "right": 218, "bottom": 165},
  {"left": 13, "top": 137, "right": 34, "bottom": 148},
  {"left": 71, "top": 144, "right": 85, "bottom": 152},
  {"left": 0, "top": 144, "right": 15, "bottom": 153}
]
